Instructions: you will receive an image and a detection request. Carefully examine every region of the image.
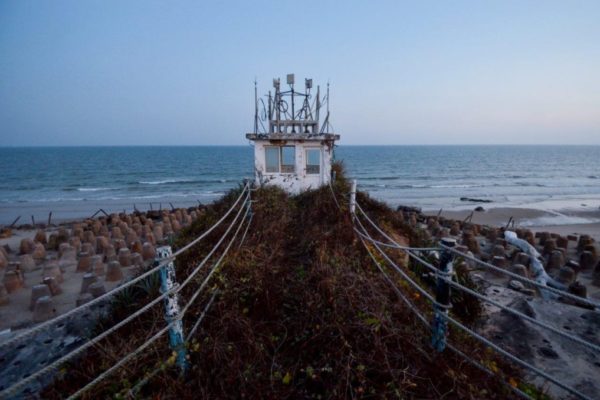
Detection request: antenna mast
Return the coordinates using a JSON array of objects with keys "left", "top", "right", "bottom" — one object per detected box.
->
[{"left": 254, "top": 79, "right": 258, "bottom": 134}]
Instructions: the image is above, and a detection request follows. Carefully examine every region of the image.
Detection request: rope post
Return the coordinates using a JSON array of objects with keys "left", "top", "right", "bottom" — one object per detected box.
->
[
  {"left": 156, "top": 246, "right": 188, "bottom": 373},
  {"left": 350, "top": 179, "right": 357, "bottom": 215},
  {"left": 431, "top": 237, "right": 456, "bottom": 352}
]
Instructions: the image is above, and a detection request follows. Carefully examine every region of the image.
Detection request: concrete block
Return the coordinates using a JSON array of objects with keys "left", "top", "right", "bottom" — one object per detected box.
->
[
  {"left": 32, "top": 296, "right": 55, "bottom": 322},
  {"left": 30, "top": 284, "right": 51, "bottom": 310}
]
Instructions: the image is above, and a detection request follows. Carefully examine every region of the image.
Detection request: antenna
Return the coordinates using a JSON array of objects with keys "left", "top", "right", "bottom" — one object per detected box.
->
[
  {"left": 326, "top": 81, "right": 330, "bottom": 133},
  {"left": 289, "top": 73, "right": 295, "bottom": 131},
  {"left": 316, "top": 85, "right": 320, "bottom": 125},
  {"left": 254, "top": 79, "right": 258, "bottom": 134}
]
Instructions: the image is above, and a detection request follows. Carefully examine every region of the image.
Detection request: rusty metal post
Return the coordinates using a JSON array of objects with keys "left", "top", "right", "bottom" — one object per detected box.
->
[
  {"left": 156, "top": 246, "right": 187, "bottom": 372},
  {"left": 431, "top": 237, "right": 456, "bottom": 352}
]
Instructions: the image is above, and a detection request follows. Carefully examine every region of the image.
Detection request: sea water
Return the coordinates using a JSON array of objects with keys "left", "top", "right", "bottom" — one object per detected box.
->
[{"left": 1, "top": 145, "right": 599, "bottom": 224}]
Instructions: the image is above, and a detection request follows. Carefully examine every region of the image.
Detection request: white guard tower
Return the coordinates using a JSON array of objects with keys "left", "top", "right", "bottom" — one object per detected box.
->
[{"left": 246, "top": 74, "right": 340, "bottom": 193}]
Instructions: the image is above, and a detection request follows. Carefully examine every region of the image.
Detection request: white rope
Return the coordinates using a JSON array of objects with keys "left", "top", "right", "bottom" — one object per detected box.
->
[
  {"left": 186, "top": 289, "right": 218, "bottom": 341},
  {"left": 355, "top": 225, "right": 431, "bottom": 327},
  {"left": 440, "top": 244, "right": 600, "bottom": 309},
  {"left": 237, "top": 207, "right": 253, "bottom": 250},
  {"left": 67, "top": 199, "right": 251, "bottom": 399},
  {"left": 0, "top": 184, "right": 249, "bottom": 351},
  {"left": 1, "top": 194, "right": 251, "bottom": 398},
  {"left": 0, "top": 285, "right": 177, "bottom": 398},
  {"left": 328, "top": 180, "right": 342, "bottom": 211},
  {"left": 355, "top": 202, "right": 440, "bottom": 251},
  {"left": 173, "top": 183, "right": 249, "bottom": 256},
  {"left": 66, "top": 324, "right": 171, "bottom": 400},
  {"left": 354, "top": 212, "right": 595, "bottom": 400},
  {"left": 354, "top": 197, "right": 600, "bottom": 352},
  {"left": 174, "top": 191, "right": 249, "bottom": 296},
  {"left": 353, "top": 217, "right": 446, "bottom": 309},
  {"left": 357, "top": 219, "right": 600, "bottom": 354},
  {"left": 356, "top": 220, "right": 532, "bottom": 400},
  {"left": 126, "top": 289, "right": 220, "bottom": 398},
  {"left": 367, "top": 232, "right": 600, "bottom": 353},
  {"left": 445, "top": 342, "right": 532, "bottom": 400},
  {"left": 443, "top": 313, "right": 594, "bottom": 400},
  {"left": 179, "top": 203, "right": 249, "bottom": 319}
]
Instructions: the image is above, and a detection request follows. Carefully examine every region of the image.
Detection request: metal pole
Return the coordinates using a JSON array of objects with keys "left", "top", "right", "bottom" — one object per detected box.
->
[
  {"left": 431, "top": 237, "right": 456, "bottom": 352},
  {"left": 254, "top": 79, "right": 258, "bottom": 134},
  {"left": 268, "top": 91, "right": 272, "bottom": 133},
  {"left": 326, "top": 82, "right": 330, "bottom": 133},
  {"left": 315, "top": 85, "right": 320, "bottom": 130},
  {"left": 350, "top": 179, "right": 357, "bottom": 215},
  {"left": 275, "top": 81, "right": 281, "bottom": 133},
  {"left": 156, "top": 246, "right": 188, "bottom": 373},
  {"left": 291, "top": 83, "right": 295, "bottom": 133}
]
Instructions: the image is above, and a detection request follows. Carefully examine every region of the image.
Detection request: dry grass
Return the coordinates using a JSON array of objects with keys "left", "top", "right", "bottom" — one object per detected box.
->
[{"left": 44, "top": 165, "right": 532, "bottom": 399}]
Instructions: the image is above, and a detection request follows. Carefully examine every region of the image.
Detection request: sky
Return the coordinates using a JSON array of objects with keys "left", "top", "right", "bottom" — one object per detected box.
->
[{"left": 0, "top": 0, "right": 599, "bottom": 146}]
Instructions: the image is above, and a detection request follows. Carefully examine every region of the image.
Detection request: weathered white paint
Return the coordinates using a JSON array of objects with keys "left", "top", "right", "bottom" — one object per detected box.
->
[
  {"left": 156, "top": 245, "right": 188, "bottom": 371},
  {"left": 247, "top": 135, "right": 338, "bottom": 193},
  {"left": 247, "top": 76, "right": 340, "bottom": 193}
]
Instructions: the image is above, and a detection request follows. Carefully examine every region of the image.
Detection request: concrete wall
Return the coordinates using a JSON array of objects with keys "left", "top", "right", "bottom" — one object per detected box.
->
[{"left": 252, "top": 140, "right": 334, "bottom": 193}]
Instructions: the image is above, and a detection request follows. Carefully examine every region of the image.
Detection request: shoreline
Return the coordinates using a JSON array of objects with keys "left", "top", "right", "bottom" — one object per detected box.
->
[
  {"left": 1, "top": 189, "right": 599, "bottom": 398},
  {"left": 425, "top": 206, "right": 600, "bottom": 241}
]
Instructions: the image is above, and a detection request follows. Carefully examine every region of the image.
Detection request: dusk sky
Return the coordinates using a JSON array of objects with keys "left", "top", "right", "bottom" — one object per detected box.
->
[{"left": 1, "top": 0, "right": 599, "bottom": 146}]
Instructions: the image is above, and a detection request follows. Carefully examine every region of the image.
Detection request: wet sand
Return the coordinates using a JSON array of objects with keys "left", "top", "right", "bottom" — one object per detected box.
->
[{"left": 431, "top": 207, "right": 600, "bottom": 241}]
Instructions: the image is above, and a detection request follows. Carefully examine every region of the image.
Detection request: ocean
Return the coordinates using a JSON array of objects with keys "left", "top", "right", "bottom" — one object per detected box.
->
[{"left": 1, "top": 145, "right": 600, "bottom": 225}]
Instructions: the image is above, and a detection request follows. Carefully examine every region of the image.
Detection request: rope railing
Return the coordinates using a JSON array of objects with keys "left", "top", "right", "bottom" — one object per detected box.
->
[
  {"left": 0, "top": 183, "right": 250, "bottom": 353},
  {"left": 356, "top": 199, "right": 600, "bottom": 309},
  {"left": 0, "top": 183, "right": 251, "bottom": 399},
  {"left": 346, "top": 180, "right": 598, "bottom": 400},
  {"left": 354, "top": 222, "right": 600, "bottom": 353},
  {"left": 67, "top": 190, "right": 251, "bottom": 400},
  {"left": 354, "top": 210, "right": 532, "bottom": 400},
  {"left": 441, "top": 243, "right": 600, "bottom": 309}
]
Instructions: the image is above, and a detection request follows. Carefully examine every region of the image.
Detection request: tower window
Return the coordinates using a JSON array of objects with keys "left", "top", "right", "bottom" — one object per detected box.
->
[
  {"left": 265, "top": 145, "right": 296, "bottom": 173},
  {"left": 265, "top": 146, "right": 280, "bottom": 173},
  {"left": 306, "top": 149, "right": 320, "bottom": 174},
  {"left": 280, "top": 146, "right": 295, "bottom": 173}
]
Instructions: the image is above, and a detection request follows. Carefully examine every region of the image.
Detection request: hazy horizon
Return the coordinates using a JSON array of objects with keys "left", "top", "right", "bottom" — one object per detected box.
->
[
  {"left": 3, "top": 144, "right": 600, "bottom": 148},
  {"left": 1, "top": 0, "right": 599, "bottom": 146}
]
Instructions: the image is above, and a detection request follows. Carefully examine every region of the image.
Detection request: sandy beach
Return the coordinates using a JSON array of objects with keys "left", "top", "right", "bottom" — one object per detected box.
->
[{"left": 428, "top": 206, "right": 600, "bottom": 241}]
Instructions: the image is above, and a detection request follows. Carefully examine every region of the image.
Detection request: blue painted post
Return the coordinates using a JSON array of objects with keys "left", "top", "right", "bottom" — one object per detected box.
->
[
  {"left": 156, "top": 246, "right": 188, "bottom": 372},
  {"left": 431, "top": 237, "right": 456, "bottom": 352}
]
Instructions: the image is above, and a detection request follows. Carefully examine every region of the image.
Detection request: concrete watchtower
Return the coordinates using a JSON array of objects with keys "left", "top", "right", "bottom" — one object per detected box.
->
[{"left": 246, "top": 74, "right": 340, "bottom": 193}]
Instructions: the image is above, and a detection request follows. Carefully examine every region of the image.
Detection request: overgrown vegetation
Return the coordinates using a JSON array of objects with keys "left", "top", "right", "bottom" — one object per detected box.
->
[{"left": 44, "top": 164, "right": 536, "bottom": 399}]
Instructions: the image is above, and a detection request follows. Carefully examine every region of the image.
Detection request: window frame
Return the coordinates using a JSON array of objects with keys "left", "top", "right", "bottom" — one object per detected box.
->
[
  {"left": 305, "top": 148, "right": 321, "bottom": 175},
  {"left": 280, "top": 145, "right": 296, "bottom": 173},
  {"left": 264, "top": 146, "right": 280, "bottom": 173}
]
